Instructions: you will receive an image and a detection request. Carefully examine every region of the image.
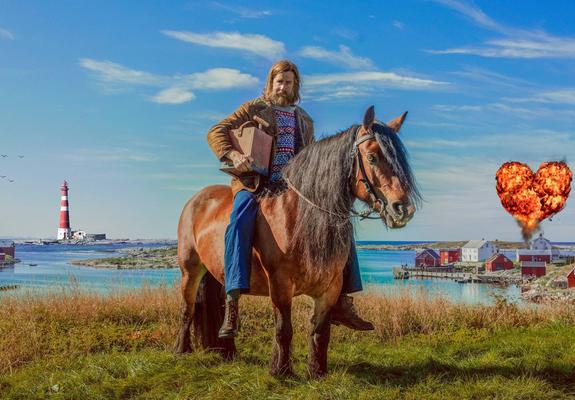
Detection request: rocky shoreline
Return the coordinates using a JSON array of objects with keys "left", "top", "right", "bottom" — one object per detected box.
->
[
  {"left": 67, "top": 243, "right": 575, "bottom": 304},
  {"left": 69, "top": 247, "right": 178, "bottom": 269},
  {"left": 357, "top": 240, "right": 531, "bottom": 251},
  {"left": 521, "top": 284, "right": 575, "bottom": 304},
  {"left": 0, "top": 259, "right": 20, "bottom": 267}
]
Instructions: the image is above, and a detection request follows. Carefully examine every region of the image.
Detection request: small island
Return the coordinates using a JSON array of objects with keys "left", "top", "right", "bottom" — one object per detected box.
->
[
  {"left": 0, "top": 257, "right": 20, "bottom": 268},
  {"left": 69, "top": 246, "right": 178, "bottom": 269}
]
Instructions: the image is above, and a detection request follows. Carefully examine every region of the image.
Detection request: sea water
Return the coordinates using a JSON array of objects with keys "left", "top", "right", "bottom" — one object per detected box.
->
[{"left": 0, "top": 241, "right": 521, "bottom": 304}]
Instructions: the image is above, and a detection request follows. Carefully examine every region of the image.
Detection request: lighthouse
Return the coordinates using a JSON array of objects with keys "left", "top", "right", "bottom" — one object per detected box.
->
[{"left": 57, "top": 180, "right": 72, "bottom": 240}]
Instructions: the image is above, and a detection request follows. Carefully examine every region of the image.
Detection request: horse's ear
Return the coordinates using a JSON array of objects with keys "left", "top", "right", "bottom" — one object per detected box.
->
[
  {"left": 387, "top": 111, "right": 408, "bottom": 134},
  {"left": 362, "top": 105, "right": 375, "bottom": 131}
]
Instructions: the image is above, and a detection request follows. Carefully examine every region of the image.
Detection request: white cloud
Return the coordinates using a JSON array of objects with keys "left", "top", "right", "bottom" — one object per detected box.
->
[
  {"left": 299, "top": 45, "right": 374, "bottom": 69},
  {"left": 431, "top": 104, "right": 482, "bottom": 112},
  {"left": 392, "top": 20, "right": 405, "bottom": 30},
  {"left": 303, "top": 71, "right": 448, "bottom": 101},
  {"left": 211, "top": 2, "right": 272, "bottom": 18},
  {"left": 79, "top": 59, "right": 164, "bottom": 86},
  {"left": 305, "top": 71, "right": 448, "bottom": 88},
  {"left": 332, "top": 28, "right": 358, "bottom": 40},
  {"left": 430, "top": 0, "right": 575, "bottom": 59},
  {"left": 406, "top": 129, "right": 574, "bottom": 156},
  {"left": 161, "top": 30, "right": 285, "bottom": 60},
  {"left": 80, "top": 59, "right": 258, "bottom": 105},
  {"left": 429, "top": 38, "right": 575, "bottom": 58},
  {"left": 0, "top": 28, "right": 14, "bottom": 40},
  {"left": 152, "top": 87, "right": 196, "bottom": 104},
  {"left": 184, "top": 68, "right": 259, "bottom": 89},
  {"left": 433, "top": 0, "right": 501, "bottom": 32},
  {"left": 432, "top": 100, "right": 575, "bottom": 121},
  {"left": 505, "top": 89, "right": 575, "bottom": 105},
  {"left": 66, "top": 148, "right": 158, "bottom": 163},
  {"left": 450, "top": 67, "right": 539, "bottom": 92}
]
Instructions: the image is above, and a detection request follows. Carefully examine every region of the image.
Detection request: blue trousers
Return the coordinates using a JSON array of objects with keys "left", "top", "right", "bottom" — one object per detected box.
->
[{"left": 224, "top": 190, "right": 363, "bottom": 294}]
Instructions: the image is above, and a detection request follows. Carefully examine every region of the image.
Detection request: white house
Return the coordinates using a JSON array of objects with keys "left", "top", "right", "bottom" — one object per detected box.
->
[
  {"left": 530, "top": 234, "right": 552, "bottom": 251},
  {"left": 529, "top": 233, "right": 565, "bottom": 261},
  {"left": 72, "top": 230, "right": 87, "bottom": 240},
  {"left": 461, "top": 239, "right": 496, "bottom": 262}
]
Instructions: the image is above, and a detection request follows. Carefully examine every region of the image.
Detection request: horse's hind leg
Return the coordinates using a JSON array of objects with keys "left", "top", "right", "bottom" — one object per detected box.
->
[
  {"left": 308, "top": 289, "right": 340, "bottom": 378},
  {"left": 175, "top": 246, "right": 206, "bottom": 354},
  {"left": 269, "top": 286, "right": 295, "bottom": 377},
  {"left": 192, "top": 272, "right": 237, "bottom": 360}
]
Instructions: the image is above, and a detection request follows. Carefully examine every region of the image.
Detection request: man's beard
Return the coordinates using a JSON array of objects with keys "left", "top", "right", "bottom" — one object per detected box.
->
[{"left": 270, "top": 92, "right": 296, "bottom": 106}]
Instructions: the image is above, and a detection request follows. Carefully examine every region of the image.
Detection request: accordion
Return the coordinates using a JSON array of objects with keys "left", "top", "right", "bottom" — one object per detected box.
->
[{"left": 220, "top": 116, "right": 273, "bottom": 178}]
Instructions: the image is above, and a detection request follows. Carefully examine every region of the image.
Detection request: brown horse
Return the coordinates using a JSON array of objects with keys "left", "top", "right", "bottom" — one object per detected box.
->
[{"left": 175, "top": 106, "right": 421, "bottom": 377}]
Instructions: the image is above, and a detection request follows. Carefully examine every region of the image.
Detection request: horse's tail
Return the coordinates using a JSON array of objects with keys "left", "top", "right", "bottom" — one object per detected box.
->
[
  {"left": 192, "top": 272, "right": 236, "bottom": 359},
  {"left": 175, "top": 190, "right": 236, "bottom": 359}
]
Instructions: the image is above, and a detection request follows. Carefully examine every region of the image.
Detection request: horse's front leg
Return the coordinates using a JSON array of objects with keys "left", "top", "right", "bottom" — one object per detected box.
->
[
  {"left": 269, "top": 285, "right": 294, "bottom": 377},
  {"left": 309, "top": 283, "right": 341, "bottom": 378}
]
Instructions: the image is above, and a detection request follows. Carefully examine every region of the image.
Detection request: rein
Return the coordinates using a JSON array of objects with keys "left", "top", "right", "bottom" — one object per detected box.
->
[{"left": 284, "top": 126, "right": 391, "bottom": 222}]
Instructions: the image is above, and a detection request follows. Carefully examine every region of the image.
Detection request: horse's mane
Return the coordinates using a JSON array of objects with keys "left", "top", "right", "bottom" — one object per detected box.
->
[{"left": 280, "top": 121, "right": 421, "bottom": 270}]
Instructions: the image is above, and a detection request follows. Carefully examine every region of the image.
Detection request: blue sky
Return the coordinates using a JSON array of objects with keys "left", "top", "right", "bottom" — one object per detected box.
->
[{"left": 1, "top": 0, "right": 574, "bottom": 241}]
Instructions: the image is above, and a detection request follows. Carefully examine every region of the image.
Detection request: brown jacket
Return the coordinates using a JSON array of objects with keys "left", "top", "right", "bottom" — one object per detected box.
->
[{"left": 207, "top": 97, "right": 314, "bottom": 196}]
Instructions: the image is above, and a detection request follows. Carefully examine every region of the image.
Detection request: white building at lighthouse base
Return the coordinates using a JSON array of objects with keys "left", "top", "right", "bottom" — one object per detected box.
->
[{"left": 57, "top": 228, "right": 72, "bottom": 240}]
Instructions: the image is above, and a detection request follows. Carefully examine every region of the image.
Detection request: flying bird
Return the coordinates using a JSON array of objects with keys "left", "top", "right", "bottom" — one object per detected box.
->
[
  {"left": 17, "top": 155, "right": 24, "bottom": 158},
  {"left": 0, "top": 155, "right": 7, "bottom": 157},
  {"left": 8, "top": 179, "right": 14, "bottom": 182}
]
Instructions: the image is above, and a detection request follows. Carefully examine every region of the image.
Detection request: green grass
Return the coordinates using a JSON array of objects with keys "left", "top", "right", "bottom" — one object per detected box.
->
[
  {"left": 1, "top": 287, "right": 575, "bottom": 399},
  {"left": 2, "top": 325, "right": 574, "bottom": 399}
]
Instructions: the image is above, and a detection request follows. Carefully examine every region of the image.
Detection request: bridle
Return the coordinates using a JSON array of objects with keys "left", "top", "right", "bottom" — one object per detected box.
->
[
  {"left": 351, "top": 125, "right": 391, "bottom": 220},
  {"left": 284, "top": 125, "right": 392, "bottom": 222}
]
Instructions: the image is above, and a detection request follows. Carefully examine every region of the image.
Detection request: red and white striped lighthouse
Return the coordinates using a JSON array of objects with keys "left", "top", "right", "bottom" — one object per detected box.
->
[{"left": 57, "top": 180, "right": 72, "bottom": 240}]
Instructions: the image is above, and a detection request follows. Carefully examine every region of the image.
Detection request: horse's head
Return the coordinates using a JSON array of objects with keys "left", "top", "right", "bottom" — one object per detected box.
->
[{"left": 352, "top": 106, "right": 420, "bottom": 228}]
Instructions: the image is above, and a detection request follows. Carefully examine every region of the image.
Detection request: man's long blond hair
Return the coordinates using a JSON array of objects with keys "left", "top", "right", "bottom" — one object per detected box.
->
[{"left": 262, "top": 60, "right": 301, "bottom": 104}]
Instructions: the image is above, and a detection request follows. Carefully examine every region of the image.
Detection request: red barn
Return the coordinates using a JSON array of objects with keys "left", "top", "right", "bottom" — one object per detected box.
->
[
  {"left": 0, "top": 240, "right": 15, "bottom": 258},
  {"left": 440, "top": 249, "right": 460, "bottom": 265},
  {"left": 521, "top": 261, "right": 546, "bottom": 278},
  {"left": 517, "top": 251, "right": 551, "bottom": 263},
  {"left": 485, "top": 253, "right": 513, "bottom": 272},
  {"left": 415, "top": 249, "right": 440, "bottom": 268},
  {"left": 567, "top": 266, "right": 575, "bottom": 288}
]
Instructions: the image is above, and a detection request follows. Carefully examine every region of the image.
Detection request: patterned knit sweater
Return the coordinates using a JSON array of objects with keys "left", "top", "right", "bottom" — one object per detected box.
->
[{"left": 270, "top": 105, "right": 298, "bottom": 182}]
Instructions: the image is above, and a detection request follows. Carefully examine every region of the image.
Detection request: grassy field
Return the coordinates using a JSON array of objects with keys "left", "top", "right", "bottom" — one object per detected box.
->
[{"left": 1, "top": 286, "right": 575, "bottom": 399}]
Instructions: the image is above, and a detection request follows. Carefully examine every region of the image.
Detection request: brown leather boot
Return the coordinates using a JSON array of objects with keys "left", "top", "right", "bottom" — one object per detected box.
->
[
  {"left": 331, "top": 294, "right": 374, "bottom": 331},
  {"left": 218, "top": 298, "right": 240, "bottom": 338}
]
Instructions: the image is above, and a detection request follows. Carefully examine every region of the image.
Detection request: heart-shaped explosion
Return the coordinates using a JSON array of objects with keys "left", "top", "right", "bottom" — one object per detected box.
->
[{"left": 495, "top": 161, "right": 572, "bottom": 240}]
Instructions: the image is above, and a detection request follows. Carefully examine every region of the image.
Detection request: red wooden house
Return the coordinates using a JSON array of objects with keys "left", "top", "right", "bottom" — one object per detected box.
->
[
  {"left": 567, "top": 266, "right": 575, "bottom": 288},
  {"left": 0, "top": 240, "right": 15, "bottom": 258},
  {"left": 521, "top": 261, "right": 546, "bottom": 278},
  {"left": 485, "top": 253, "right": 513, "bottom": 272},
  {"left": 415, "top": 249, "right": 440, "bottom": 268},
  {"left": 439, "top": 249, "right": 460, "bottom": 265},
  {"left": 517, "top": 252, "right": 551, "bottom": 263}
]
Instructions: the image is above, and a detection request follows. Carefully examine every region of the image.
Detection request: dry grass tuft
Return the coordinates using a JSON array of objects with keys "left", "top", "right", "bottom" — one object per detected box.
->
[{"left": 1, "top": 285, "right": 574, "bottom": 375}]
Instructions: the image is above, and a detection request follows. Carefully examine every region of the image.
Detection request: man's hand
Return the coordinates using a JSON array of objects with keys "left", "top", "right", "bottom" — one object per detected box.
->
[{"left": 227, "top": 150, "right": 253, "bottom": 173}]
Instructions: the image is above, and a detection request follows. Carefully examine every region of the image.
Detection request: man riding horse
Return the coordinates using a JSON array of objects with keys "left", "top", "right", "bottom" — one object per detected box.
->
[{"left": 207, "top": 60, "right": 374, "bottom": 338}]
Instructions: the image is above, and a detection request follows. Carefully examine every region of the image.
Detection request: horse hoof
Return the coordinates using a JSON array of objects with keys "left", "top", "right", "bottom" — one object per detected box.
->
[
  {"left": 269, "top": 366, "right": 296, "bottom": 378},
  {"left": 174, "top": 340, "right": 192, "bottom": 354},
  {"left": 307, "top": 368, "right": 328, "bottom": 379},
  {"left": 215, "top": 346, "right": 237, "bottom": 361}
]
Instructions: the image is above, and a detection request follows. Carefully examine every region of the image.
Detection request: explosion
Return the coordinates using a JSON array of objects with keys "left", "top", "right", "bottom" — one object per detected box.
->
[{"left": 495, "top": 161, "right": 572, "bottom": 241}]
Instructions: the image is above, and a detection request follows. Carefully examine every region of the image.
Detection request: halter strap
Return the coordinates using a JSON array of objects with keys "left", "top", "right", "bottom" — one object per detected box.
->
[
  {"left": 352, "top": 126, "right": 389, "bottom": 220},
  {"left": 285, "top": 125, "right": 391, "bottom": 222}
]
